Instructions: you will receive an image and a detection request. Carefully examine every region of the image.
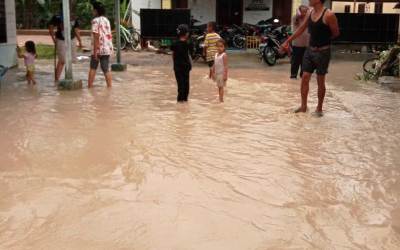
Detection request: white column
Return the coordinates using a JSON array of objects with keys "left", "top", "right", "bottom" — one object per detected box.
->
[{"left": 62, "top": 0, "right": 73, "bottom": 80}]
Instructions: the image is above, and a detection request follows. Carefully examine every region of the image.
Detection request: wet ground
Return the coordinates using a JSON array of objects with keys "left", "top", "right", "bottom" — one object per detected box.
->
[{"left": 1, "top": 52, "right": 400, "bottom": 249}]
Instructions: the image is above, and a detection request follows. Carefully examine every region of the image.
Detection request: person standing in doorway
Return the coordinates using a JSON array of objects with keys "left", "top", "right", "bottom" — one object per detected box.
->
[
  {"left": 282, "top": 0, "right": 339, "bottom": 116},
  {"left": 204, "top": 22, "right": 221, "bottom": 79},
  {"left": 48, "top": 4, "right": 82, "bottom": 82},
  {"left": 290, "top": 5, "right": 309, "bottom": 79},
  {"left": 88, "top": 2, "right": 113, "bottom": 88},
  {"left": 171, "top": 24, "right": 192, "bottom": 102}
]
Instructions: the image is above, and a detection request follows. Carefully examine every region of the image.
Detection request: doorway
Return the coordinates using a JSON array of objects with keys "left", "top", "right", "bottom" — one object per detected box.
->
[
  {"left": 273, "top": 0, "right": 292, "bottom": 25},
  {"left": 162, "top": 0, "right": 188, "bottom": 9},
  {"left": 172, "top": 0, "right": 188, "bottom": 9},
  {"left": 216, "top": 0, "right": 243, "bottom": 26}
]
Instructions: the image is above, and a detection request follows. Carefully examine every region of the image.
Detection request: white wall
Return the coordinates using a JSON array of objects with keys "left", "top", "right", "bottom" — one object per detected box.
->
[
  {"left": 131, "top": 0, "right": 161, "bottom": 29},
  {"left": 188, "top": 0, "right": 216, "bottom": 23},
  {"left": 243, "top": 0, "right": 272, "bottom": 24},
  {"left": 188, "top": 0, "right": 273, "bottom": 25},
  {"left": 0, "top": 0, "right": 17, "bottom": 67}
]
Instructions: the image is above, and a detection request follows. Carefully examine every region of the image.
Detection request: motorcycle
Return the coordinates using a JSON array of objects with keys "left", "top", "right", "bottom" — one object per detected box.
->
[
  {"left": 191, "top": 17, "right": 207, "bottom": 36},
  {"left": 258, "top": 25, "right": 291, "bottom": 66},
  {"left": 191, "top": 34, "right": 206, "bottom": 62},
  {"left": 256, "top": 18, "right": 281, "bottom": 36},
  {"left": 219, "top": 24, "right": 247, "bottom": 49}
]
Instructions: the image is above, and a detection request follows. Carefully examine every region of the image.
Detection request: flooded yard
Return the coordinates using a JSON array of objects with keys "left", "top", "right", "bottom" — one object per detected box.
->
[{"left": 0, "top": 53, "right": 399, "bottom": 249}]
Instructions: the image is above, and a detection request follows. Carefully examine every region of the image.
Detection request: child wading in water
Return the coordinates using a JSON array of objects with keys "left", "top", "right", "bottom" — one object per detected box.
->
[
  {"left": 204, "top": 22, "right": 220, "bottom": 79},
  {"left": 171, "top": 24, "right": 192, "bottom": 102},
  {"left": 212, "top": 40, "right": 228, "bottom": 102},
  {"left": 17, "top": 41, "right": 37, "bottom": 85}
]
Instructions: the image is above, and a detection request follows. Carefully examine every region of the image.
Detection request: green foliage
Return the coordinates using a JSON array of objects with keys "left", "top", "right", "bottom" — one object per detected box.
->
[
  {"left": 16, "top": 0, "right": 120, "bottom": 30},
  {"left": 36, "top": 44, "right": 56, "bottom": 59}
]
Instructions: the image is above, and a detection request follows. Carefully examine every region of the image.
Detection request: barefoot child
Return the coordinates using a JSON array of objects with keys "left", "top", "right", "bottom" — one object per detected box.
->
[
  {"left": 17, "top": 41, "right": 37, "bottom": 85},
  {"left": 171, "top": 24, "right": 192, "bottom": 102},
  {"left": 212, "top": 40, "right": 228, "bottom": 102},
  {"left": 204, "top": 22, "right": 220, "bottom": 79}
]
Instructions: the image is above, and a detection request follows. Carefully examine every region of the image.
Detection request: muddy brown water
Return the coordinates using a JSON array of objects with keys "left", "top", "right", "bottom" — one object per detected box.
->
[{"left": 0, "top": 54, "right": 399, "bottom": 249}]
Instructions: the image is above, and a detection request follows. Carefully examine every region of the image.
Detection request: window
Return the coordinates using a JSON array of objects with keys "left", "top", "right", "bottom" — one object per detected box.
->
[
  {"left": 344, "top": 5, "right": 351, "bottom": 13},
  {"left": 0, "top": 0, "right": 6, "bottom": 43}
]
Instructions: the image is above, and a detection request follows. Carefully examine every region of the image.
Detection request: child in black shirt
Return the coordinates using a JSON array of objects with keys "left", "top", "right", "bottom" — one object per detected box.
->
[{"left": 171, "top": 24, "right": 192, "bottom": 102}]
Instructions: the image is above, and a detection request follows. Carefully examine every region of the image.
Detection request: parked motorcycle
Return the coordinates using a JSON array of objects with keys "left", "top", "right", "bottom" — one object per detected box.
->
[
  {"left": 191, "top": 18, "right": 207, "bottom": 36},
  {"left": 258, "top": 25, "right": 291, "bottom": 66},
  {"left": 191, "top": 34, "right": 206, "bottom": 62},
  {"left": 219, "top": 24, "right": 247, "bottom": 49}
]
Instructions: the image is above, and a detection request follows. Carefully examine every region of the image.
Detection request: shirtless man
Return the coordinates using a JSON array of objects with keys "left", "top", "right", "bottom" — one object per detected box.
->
[{"left": 282, "top": 0, "right": 340, "bottom": 116}]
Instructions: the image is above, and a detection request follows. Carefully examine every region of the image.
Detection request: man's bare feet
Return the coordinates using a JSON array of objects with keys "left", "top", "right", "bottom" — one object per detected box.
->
[
  {"left": 294, "top": 107, "right": 307, "bottom": 113},
  {"left": 312, "top": 111, "right": 324, "bottom": 117}
]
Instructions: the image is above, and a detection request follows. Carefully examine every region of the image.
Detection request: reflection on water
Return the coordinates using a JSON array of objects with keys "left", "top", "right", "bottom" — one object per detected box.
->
[{"left": 0, "top": 59, "right": 399, "bottom": 249}]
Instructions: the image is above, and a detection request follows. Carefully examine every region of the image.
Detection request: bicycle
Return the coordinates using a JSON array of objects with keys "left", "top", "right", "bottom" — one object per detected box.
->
[
  {"left": 363, "top": 47, "right": 400, "bottom": 80},
  {"left": 113, "top": 25, "right": 141, "bottom": 51},
  {"left": 363, "top": 56, "right": 380, "bottom": 79}
]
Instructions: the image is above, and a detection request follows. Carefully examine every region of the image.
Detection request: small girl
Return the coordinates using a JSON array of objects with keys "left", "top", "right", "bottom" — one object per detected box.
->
[
  {"left": 212, "top": 39, "right": 228, "bottom": 102},
  {"left": 17, "top": 41, "right": 37, "bottom": 85}
]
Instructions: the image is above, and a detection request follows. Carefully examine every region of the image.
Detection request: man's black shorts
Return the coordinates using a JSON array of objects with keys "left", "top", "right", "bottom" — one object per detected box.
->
[
  {"left": 207, "top": 60, "right": 214, "bottom": 68},
  {"left": 302, "top": 48, "right": 331, "bottom": 75},
  {"left": 90, "top": 55, "right": 110, "bottom": 73}
]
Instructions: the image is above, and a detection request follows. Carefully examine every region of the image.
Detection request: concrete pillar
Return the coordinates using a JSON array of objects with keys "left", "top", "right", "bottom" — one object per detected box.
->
[
  {"left": 62, "top": 0, "right": 73, "bottom": 80},
  {"left": 112, "top": 0, "right": 127, "bottom": 72},
  {"left": 58, "top": 0, "right": 82, "bottom": 90}
]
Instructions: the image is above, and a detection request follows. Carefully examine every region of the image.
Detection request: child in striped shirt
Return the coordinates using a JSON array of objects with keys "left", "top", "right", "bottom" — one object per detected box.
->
[{"left": 204, "top": 22, "right": 220, "bottom": 78}]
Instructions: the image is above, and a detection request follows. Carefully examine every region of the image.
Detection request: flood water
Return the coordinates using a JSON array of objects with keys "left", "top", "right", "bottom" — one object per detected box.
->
[{"left": 1, "top": 55, "right": 400, "bottom": 249}]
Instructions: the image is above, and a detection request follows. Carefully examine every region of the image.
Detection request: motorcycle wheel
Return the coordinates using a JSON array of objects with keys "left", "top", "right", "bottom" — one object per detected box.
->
[
  {"left": 233, "top": 35, "right": 245, "bottom": 49},
  {"left": 263, "top": 47, "right": 277, "bottom": 66}
]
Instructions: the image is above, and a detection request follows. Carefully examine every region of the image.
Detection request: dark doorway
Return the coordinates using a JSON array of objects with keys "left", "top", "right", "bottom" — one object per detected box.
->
[
  {"left": 216, "top": 0, "right": 243, "bottom": 26},
  {"left": 273, "top": 0, "right": 292, "bottom": 25},
  {"left": 358, "top": 4, "right": 365, "bottom": 13},
  {"left": 375, "top": 3, "right": 383, "bottom": 14},
  {"left": 172, "top": 0, "right": 188, "bottom": 9}
]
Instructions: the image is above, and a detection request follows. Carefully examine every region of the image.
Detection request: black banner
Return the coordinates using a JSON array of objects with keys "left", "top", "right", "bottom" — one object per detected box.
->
[
  {"left": 140, "top": 9, "right": 191, "bottom": 39},
  {"left": 335, "top": 13, "right": 399, "bottom": 44}
]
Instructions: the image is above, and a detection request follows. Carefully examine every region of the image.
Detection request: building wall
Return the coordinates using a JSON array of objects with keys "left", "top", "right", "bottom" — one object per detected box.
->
[
  {"left": 188, "top": 0, "right": 216, "bottom": 23},
  {"left": 0, "top": 0, "right": 17, "bottom": 67},
  {"left": 132, "top": 0, "right": 161, "bottom": 30},
  {"left": 188, "top": 0, "right": 273, "bottom": 25},
  {"left": 132, "top": 0, "right": 322, "bottom": 27},
  {"left": 332, "top": 1, "right": 400, "bottom": 14},
  {"left": 243, "top": 0, "right": 273, "bottom": 24}
]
